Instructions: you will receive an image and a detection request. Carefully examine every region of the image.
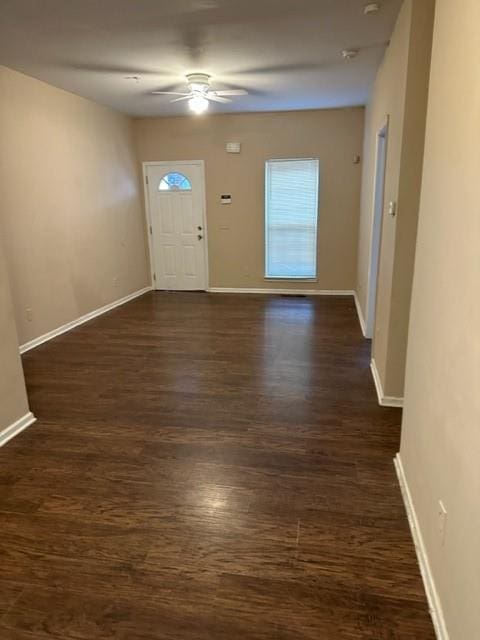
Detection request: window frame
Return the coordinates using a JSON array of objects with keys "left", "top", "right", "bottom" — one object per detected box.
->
[{"left": 264, "top": 157, "right": 320, "bottom": 281}]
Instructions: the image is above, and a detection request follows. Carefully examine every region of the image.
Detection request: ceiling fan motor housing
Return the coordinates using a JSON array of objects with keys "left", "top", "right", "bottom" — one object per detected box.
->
[{"left": 186, "top": 73, "right": 211, "bottom": 93}]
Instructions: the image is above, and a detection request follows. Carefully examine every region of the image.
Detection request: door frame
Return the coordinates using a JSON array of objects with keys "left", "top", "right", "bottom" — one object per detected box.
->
[
  {"left": 142, "top": 160, "right": 209, "bottom": 290},
  {"left": 365, "top": 116, "right": 389, "bottom": 339}
]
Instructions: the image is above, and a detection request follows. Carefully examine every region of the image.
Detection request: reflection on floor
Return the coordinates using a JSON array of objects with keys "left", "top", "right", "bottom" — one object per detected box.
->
[{"left": 0, "top": 292, "right": 435, "bottom": 639}]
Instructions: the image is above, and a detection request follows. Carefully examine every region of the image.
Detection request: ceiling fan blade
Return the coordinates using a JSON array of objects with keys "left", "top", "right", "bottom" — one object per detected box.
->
[
  {"left": 232, "top": 63, "right": 323, "bottom": 75},
  {"left": 206, "top": 94, "right": 232, "bottom": 104},
  {"left": 151, "top": 91, "right": 190, "bottom": 96},
  {"left": 212, "top": 89, "right": 248, "bottom": 96},
  {"left": 170, "top": 95, "right": 192, "bottom": 103},
  {"left": 67, "top": 62, "right": 172, "bottom": 77}
]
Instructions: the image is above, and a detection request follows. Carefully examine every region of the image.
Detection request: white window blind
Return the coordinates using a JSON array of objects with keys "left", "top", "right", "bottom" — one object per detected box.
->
[{"left": 265, "top": 158, "right": 319, "bottom": 279}]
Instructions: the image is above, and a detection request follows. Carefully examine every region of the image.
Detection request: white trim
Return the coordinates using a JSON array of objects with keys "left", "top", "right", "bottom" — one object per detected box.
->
[
  {"left": 142, "top": 160, "right": 205, "bottom": 168},
  {"left": 142, "top": 160, "right": 209, "bottom": 291},
  {"left": 0, "top": 412, "right": 36, "bottom": 447},
  {"left": 366, "top": 115, "right": 390, "bottom": 339},
  {"left": 207, "top": 288, "right": 355, "bottom": 296},
  {"left": 354, "top": 291, "right": 367, "bottom": 337},
  {"left": 370, "top": 358, "right": 403, "bottom": 407},
  {"left": 19, "top": 287, "right": 152, "bottom": 354},
  {"left": 264, "top": 278, "right": 318, "bottom": 282},
  {"left": 394, "top": 454, "right": 449, "bottom": 640}
]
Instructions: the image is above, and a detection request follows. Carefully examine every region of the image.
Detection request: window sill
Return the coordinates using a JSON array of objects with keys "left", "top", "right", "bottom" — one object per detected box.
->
[{"left": 264, "top": 277, "right": 318, "bottom": 282}]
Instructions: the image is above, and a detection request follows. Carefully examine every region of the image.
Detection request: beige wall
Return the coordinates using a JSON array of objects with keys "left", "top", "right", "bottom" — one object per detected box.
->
[
  {"left": 0, "top": 240, "right": 30, "bottom": 431},
  {"left": 356, "top": 0, "right": 434, "bottom": 397},
  {"left": 400, "top": 0, "right": 480, "bottom": 636},
  {"left": 134, "top": 108, "right": 364, "bottom": 291},
  {"left": 357, "top": 1, "right": 411, "bottom": 327},
  {"left": 0, "top": 67, "right": 149, "bottom": 345}
]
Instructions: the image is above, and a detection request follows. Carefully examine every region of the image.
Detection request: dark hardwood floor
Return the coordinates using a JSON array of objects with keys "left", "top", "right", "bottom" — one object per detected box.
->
[{"left": 0, "top": 292, "right": 435, "bottom": 639}]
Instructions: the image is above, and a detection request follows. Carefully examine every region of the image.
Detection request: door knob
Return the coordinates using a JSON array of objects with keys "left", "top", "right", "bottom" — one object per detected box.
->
[
  {"left": 197, "top": 226, "right": 203, "bottom": 231},
  {"left": 197, "top": 234, "right": 203, "bottom": 240}
]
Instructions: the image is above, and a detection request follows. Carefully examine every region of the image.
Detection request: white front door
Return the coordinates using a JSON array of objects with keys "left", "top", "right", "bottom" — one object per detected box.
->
[{"left": 145, "top": 162, "right": 207, "bottom": 291}]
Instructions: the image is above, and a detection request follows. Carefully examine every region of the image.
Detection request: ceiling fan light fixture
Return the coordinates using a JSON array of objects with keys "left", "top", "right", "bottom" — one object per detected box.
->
[
  {"left": 342, "top": 49, "right": 359, "bottom": 60},
  {"left": 189, "top": 95, "right": 209, "bottom": 114},
  {"left": 364, "top": 3, "right": 380, "bottom": 15}
]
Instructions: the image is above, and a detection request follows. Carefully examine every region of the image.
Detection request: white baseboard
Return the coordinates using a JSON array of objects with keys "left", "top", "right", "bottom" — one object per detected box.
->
[
  {"left": 354, "top": 291, "right": 367, "bottom": 337},
  {"left": 20, "top": 286, "right": 152, "bottom": 354},
  {"left": 394, "top": 454, "right": 449, "bottom": 640},
  {"left": 370, "top": 358, "right": 404, "bottom": 407},
  {"left": 207, "top": 287, "right": 355, "bottom": 296},
  {"left": 0, "top": 412, "right": 36, "bottom": 447}
]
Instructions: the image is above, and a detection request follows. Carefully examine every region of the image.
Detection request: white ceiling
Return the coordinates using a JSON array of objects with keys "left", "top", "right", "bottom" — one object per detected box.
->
[{"left": 0, "top": 0, "right": 402, "bottom": 117}]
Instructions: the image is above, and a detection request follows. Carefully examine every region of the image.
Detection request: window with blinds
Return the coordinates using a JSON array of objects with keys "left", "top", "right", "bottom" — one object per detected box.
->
[{"left": 265, "top": 158, "right": 319, "bottom": 279}]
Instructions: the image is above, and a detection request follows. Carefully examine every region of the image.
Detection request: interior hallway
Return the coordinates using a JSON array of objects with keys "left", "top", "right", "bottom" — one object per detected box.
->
[{"left": 0, "top": 292, "right": 434, "bottom": 639}]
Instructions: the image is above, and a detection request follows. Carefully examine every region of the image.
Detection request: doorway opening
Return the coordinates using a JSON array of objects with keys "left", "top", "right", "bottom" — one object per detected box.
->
[{"left": 366, "top": 119, "right": 389, "bottom": 339}]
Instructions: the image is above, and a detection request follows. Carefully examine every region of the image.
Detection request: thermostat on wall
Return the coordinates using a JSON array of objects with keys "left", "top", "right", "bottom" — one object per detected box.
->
[
  {"left": 226, "top": 142, "right": 241, "bottom": 153},
  {"left": 221, "top": 194, "right": 232, "bottom": 204}
]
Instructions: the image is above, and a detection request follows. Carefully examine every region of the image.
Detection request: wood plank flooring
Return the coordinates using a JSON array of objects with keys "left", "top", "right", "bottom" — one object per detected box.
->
[{"left": 0, "top": 292, "right": 435, "bottom": 639}]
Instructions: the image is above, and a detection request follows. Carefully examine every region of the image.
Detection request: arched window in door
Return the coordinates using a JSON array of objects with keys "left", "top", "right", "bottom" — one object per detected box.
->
[{"left": 158, "top": 172, "right": 192, "bottom": 191}]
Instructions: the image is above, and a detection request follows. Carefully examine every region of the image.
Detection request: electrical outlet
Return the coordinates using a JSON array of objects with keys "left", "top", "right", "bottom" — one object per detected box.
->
[
  {"left": 26, "top": 308, "right": 33, "bottom": 322},
  {"left": 113, "top": 276, "right": 118, "bottom": 286},
  {"left": 438, "top": 500, "right": 447, "bottom": 546}
]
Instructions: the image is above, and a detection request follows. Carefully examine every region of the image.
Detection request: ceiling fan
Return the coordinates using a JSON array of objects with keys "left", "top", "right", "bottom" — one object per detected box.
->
[{"left": 151, "top": 73, "right": 248, "bottom": 114}]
